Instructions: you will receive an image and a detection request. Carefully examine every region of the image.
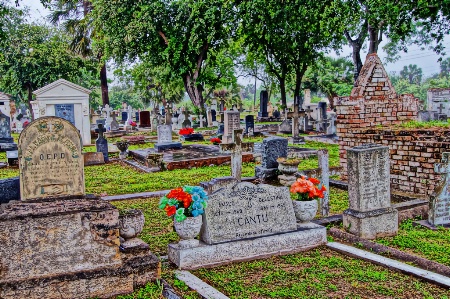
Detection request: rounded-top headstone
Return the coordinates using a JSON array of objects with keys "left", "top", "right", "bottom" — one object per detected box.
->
[{"left": 18, "top": 116, "right": 85, "bottom": 200}]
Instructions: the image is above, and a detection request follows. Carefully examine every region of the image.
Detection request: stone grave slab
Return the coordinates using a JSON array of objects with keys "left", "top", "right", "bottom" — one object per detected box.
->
[
  {"left": 201, "top": 182, "right": 297, "bottom": 244},
  {"left": 343, "top": 143, "right": 398, "bottom": 239},
  {"left": 0, "top": 176, "right": 20, "bottom": 204},
  {"left": 155, "top": 124, "right": 182, "bottom": 152},
  {"left": 18, "top": 116, "right": 85, "bottom": 200}
]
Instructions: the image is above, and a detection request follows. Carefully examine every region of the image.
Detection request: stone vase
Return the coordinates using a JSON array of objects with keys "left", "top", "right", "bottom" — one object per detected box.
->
[
  {"left": 116, "top": 141, "right": 129, "bottom": 159},
  {"left": 118, "top": 209, "right": 145, "bottom": 247},
  {"left": 277, "top": 161, "right": 300, "bottom": 175},
  {"left": 292, "top": 200, "right": 318, "bottom": 223},
  {"left": 174, "top": 216, "right": 202, "bottom": 249}
]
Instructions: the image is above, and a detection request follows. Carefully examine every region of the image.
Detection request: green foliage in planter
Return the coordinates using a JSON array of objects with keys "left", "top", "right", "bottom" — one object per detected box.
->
[
  {"left": 376, "top": 219, "right": 450, "bottom": 267},
  {"left": 0, "top": 167, "right": 18, "bottom": 179}
]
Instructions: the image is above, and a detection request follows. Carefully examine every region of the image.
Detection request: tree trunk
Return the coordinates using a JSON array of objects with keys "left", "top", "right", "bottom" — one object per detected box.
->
[
  {"left": 345, "top": 20, "right": 368, "bottom": 83},
  {"left": 183, "top": 74, "right": 205, "bottom": 109},
  {"left": 279, "top": 78, "right": 287, "bottom": 110},
  {"left": 100, "top": 62, "right": 109, "bottom": 106},
  {"left": 27, "top": 83, "right": 33, "bottom": 120},
  {"left": 368, "top": 24, "right": 380, "bottom": 54}
]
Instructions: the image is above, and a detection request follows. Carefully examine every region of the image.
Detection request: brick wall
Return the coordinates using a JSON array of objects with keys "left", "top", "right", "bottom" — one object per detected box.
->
[
  {"left": 333, "top": 53, "right": 449, "bottom": 198},
  {"left": 337, "top": 128, "right": 450, "bottom": 197}
]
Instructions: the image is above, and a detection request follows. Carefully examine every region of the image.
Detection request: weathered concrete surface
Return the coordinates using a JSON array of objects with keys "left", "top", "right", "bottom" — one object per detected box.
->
[{"left": 169, "top": 223, "right": 326, "bottom": 270}]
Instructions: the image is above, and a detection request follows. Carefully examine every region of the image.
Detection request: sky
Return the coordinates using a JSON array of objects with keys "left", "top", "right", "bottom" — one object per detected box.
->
[{"left": 25, "top": 0, "right": 449, "bottom": 86}]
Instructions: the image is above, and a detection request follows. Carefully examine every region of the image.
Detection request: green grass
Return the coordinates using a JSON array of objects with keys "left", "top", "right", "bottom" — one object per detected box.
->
[
  {"left": 190, "top": 247, "right": 450, "bottom": 299},
  {"left": 391, "top": 120, "right": 450, "bottom": 129},
  {"left": 85, "top": 162, "right": 256, "bottom": 196},
  {"left": 114, "top": 281, "right": 164, "bottom": 299},
  {"left": 329, "top": 187, "right": 349, "bottom": 215},
  {"left": 376, "top": 219, "right": 450, "bottom": 267}
]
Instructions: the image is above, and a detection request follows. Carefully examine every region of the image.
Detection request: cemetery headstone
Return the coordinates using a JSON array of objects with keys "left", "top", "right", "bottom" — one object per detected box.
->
[
  {"left": 139, "top": 111, "right": 151, "bottom": 127},
  {"left": 18, "top": 117, "right": 85, "bottom": 200},
  {"left": 223, "top": 111, "right": 240, "bottom": 144},
  {"left": 6, "top": 150, "right": 18, "bottom": 166},
  {"left": 96, "top": 123, "right": 109, "bottom": 162},
  {"left": 216, "top": 124, "right": 224, "bottom": 136},
  {"left": 428, "top": 152, "right": 450, "bottom": 226},
  {"left": 343, "top": 144, "right": 398, "bottom": 239},
  {"left": 121, "top": 111, "right": 128, "bottom": 124},
  {"left": 0, "top": 111, "right": 17, "bottom": 151},
  {"left": 219, "top": 129, "right": 243, "bottom": 180},
  {"left": 126, "top": 105, "right": 133, "bottom": 125},
  {"left": 102, "top": 104, "right": 113, "bottom": 130},
  {"left": 182, "top": 110, "right": 191, "bottom": 128},
  {"left": 245, "top": 115, "right": 255, "bottom": 135},
  {"left": 154, "top": 124, "right": 182, "bottom": 152},
  {"left": 135, "top": 111, "right": 140, "bottom": 122},
  {"left": 255, "top": 136, "right": 288, "bottom": 180},
  {"left": 206, "top": 108, "right": 213, "bottom": 127},
  {"left": 211, "top": 109, "right": 217, "bottom": 122},
  {"left": 427, "top": 88, "right": 450, "bottom": 118},
  {"left": 273, "top": 110, "right": 281, "bottom": 119},
  {"left": 110, "top": 112, "right": 120, "bottom": 131},
  {"left": 0, "top": 176, "right": 20, "bottom": 204},
  {"left": 55, "top": 104, "right": 75, "bottom": 125},
  {"left": 83, "top": 152, "right": 105, "bottom": 166},
  {"left": 278, "top": 110, "right": 292, "bottom": 134},
  {"left": 258, "top": 90, "right": 269, "bottom": 118}
]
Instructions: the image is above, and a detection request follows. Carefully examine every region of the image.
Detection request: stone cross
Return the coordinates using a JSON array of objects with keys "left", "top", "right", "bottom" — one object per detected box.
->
[
  {"left": 198, "top": 115, "right": 205, "bottom": 128},
  {"left": 292, "top": 96, "right": 300, "bottom": 139},
  {"left": 317, "top": 149, "right": 330, "bottom": 216},
  {"left": 206, "top": 108, "right": 213, "bottom": 127},
  {"left": 165, "top": 105, "right": 172, "bottom": 125},
  {"left": 102, "top": 104, "right": 113, "bottom": 130},
  {"left": 438, "top": 103, "right": 445, "bottom": 114}
]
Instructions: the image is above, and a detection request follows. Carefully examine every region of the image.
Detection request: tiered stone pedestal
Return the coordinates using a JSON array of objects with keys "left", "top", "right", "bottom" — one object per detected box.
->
[
  {"left": 343, "top": 207, "right": 398, "bottom": 239},
  {"left": 168, "top": 223, "right": 326, "bottom": 270},
  {"left": 0, "top": 197, "right": 159, "bottom": 299}
]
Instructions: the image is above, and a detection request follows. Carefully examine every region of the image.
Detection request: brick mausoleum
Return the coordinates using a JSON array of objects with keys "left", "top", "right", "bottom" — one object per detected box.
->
[{"left": 334, "top": 53, "right": 450, "bottom": 197}]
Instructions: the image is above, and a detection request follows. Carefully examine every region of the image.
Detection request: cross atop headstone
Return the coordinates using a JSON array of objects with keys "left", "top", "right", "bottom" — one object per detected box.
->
[{"left": 220, "top": 129, "right": 243, "bottom": 181}]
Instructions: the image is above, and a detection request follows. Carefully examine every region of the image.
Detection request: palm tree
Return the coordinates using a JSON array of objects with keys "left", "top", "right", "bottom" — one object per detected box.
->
[{"left": 48, "top": 0, "right": 109, "bottom": 106}]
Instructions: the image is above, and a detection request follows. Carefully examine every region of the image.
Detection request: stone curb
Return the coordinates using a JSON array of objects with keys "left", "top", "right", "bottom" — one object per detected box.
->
[
  {"left": 160, "top": 278, "right": 183, "bottom": 299},
  {"left": 327, "top": 242, "right": 450, "bottom": 288},
  {"left": 101, "top": 190, "right": 170, "bottom": 201},
  {"left": 328, "top": 228, "right": 450, "bottom": 278},
  {"left": 175, "top": 270, "right": 230, "bottom": 299}
]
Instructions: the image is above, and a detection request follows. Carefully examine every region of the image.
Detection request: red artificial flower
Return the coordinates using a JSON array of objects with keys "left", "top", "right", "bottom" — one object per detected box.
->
[
  {"left": 210, "top": 137, "right": 221, "bottom": 144},
  {"left": 179, "top": 128, "right": 194, "bottom": 136},
  {"left": 164, "top": 205, "right": 176, "bottom": 216}
]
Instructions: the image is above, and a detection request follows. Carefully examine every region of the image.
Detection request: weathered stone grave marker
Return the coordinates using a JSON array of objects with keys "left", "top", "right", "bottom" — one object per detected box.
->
[
  {"left": 155, "top": 124, "right": 182, "bottom": 152},
  {"left": 220, "top": 129, "right": 243, "bottom": 181},
  {"left": 0, "top": 110, "right": 17, "bottom": 151},
  {"left": 428, "top": 152, "right": 450, "bottom": 227},
  {"left": 19, "top": 117, "right": 85, "bottom": 200},
  {"left": 255, "top": 136, "right": 288, "bottom": 181},
  {"left": 96, "top": 123, "right": 108, "bottom": 162},
  {"left": 343, "top": 144, "right": 398, "bottom": 239},
  {"left": 222, "top": 110, "right": 240, "bottom": 144}
]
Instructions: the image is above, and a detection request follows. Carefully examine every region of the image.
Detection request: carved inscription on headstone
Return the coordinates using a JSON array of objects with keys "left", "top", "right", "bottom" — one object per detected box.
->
[
  {"left": 201, "top": 182, "right": 297, "bottom": 244},
  {"left": 18, "top": 117, "right": 84, "bottom": 200},
  {"left": 347, "top": 144, "right": 390, "bottom": 212},
  {"left": 157, "top": 125, "right": 173, "bottom": 143},
  {"left": 429, "top": 152, "right": 450, "bottom": 226},
  {"left": 223, "top": 111, "right": 240, "bottom": 143}
]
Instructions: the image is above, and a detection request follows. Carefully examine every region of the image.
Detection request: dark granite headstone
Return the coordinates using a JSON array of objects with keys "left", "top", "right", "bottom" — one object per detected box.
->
[
  {"left": 95, "top": 124, "right": 108, "bottom": 162},
  {"left": 135, "top": 112, "right": 140, "bottom": 122},
  {"left": 217, "top": 124, "right": 224, "bottom": 136},
  {"left": 121, "top": 111, "right": 128, "bottom": 122},
  {"left": 211, "top": 110, "right": 217, "bottom": 122},
  {"left": 140, "top": 111, "right": 151, "bottom": 127},
  {"left": 96, "top": 119, "right": 106, "bottom": 126},
  {"left": 245, "top": 115, "right": 254, "bottom": 134},
  {"left": 273, "top": 110, "right": 281, "bottom": 119},
  {"left": 258, "top": 90, "right": 269, "bottom": 118},
  {"left": 180, "top": 133, "right": 205, "bottom": 141},
  {"left": 255, "top": 137, "right": 288, "bottom": 180},
  {"left": 0, "top": 111, "right": 17, "bottom": 151},
  {"left": 55, "top": 104, "right": 75, "bottom": 125},
  {"left": 0, "top": 176, "right": 20, "bottom": 204}
]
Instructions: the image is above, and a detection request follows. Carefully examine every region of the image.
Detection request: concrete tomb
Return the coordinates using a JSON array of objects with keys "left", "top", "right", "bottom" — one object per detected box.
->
[
  {"left": 0, "top": 116, "right": 158, "bottom": 299},
  {"left": 168, "top": 181, "right": 327, "bottom": 270}
]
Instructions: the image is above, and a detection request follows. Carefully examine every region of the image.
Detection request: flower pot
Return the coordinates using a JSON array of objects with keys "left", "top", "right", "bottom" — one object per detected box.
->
[
  {"left": 174, "top": 216, "right": 202, "bottom": 248},
  {"left": 116, "top": 141, "right": 129, "bottom": 159},
  {"left": 118, "top": 209, "right": 145, "bottom": 247},
  {"left": 278, "top": 161, "right": 300, "bottom": 175},
  {"left": 292, "top": 200, "right": 318, "bottom": 223}
]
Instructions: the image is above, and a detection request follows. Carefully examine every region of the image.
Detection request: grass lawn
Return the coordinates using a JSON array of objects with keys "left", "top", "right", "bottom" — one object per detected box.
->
[
  {"left": 375, "top": 219, "right": 450, "bottom": 267},
  {"left": 188, "top": 247, "right": 450, "bottom": 299}
]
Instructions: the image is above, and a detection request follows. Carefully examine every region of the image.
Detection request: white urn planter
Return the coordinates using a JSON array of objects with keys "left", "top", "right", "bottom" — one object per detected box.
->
[
  {"left": 174, "top": 216, "right": 203, "bottom": 248},
  {"left": 292, "top": 200, "right": 318, "bottom": 223},
  {"left": 118, "top": 209, "right": 145, "bottom": 247}
]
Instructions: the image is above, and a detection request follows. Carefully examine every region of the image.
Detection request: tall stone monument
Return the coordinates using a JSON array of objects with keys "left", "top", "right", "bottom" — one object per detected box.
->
[
  {"left": 343, "top": 144, "right": 398, "bottom": 239},
  {"left": 258, "top": 90, "right": 269, "bottom": 118},
  {"left": 0, "top": 116, "right": 158, "bottom": 298}
]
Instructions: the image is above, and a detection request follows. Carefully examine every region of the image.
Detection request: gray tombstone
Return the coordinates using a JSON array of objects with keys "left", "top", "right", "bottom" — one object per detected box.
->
[
  {"left": 201, "top": 182, "right": 297, "bottom": 244},
  {"left": 343, "top": 144, "right": 398, "bottom": 239},
  {"left": 211, "top": 109, "right": 217, "bottom": 122},
  {"left": 255, "top": 137, "right": 288, "bottom": 181},
  {"left": 96, "top": 124, "right": 109, "bottom": 162},
  {"left": 0, "top": 176, "right": 20, "bottom": 204},
  {"left": 154, "top": 124, "right": 182, "bottom": 152},
  {"left": 245, "top": 115, "right": 254, "bottom": 135},
  {"left": 223, "top": 111, "right": 240, "bottom": 143},
  {"left": 110, "top": 113, "right": 120, "bottom": 131},
  {"left": 258, "top": 90, "right": 269, "bottom": 118},
  {"left": 428, "top": 153, "right": 450, "bottom": 226}
]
